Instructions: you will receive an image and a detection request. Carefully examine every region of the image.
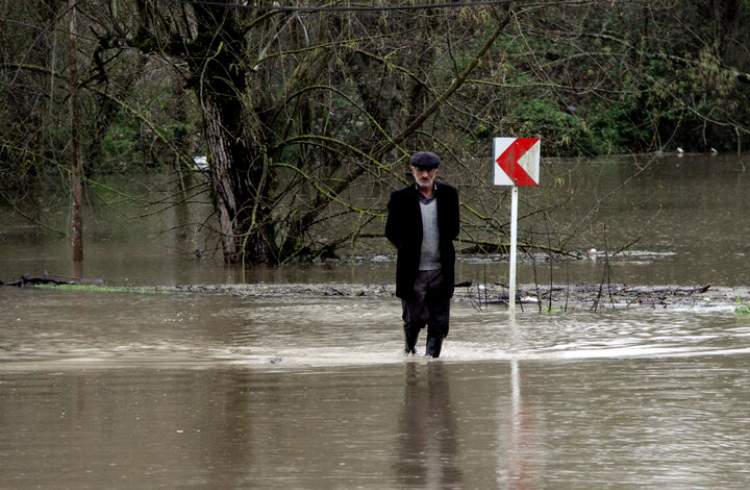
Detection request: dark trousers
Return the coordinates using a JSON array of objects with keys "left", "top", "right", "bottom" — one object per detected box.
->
[{"left": 402, "top": 269, "right": 450, "bottom": 356}]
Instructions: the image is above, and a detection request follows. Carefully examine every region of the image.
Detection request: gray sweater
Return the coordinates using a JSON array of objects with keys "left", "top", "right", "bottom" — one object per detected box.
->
[{"left": 418, "top": 197, "right": 441, "bottom": 270}]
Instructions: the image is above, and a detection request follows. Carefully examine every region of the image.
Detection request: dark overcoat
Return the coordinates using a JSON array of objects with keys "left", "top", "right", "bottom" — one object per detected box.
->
[{"left": 385, "top": 182, "right": 460, "bottom": 299}]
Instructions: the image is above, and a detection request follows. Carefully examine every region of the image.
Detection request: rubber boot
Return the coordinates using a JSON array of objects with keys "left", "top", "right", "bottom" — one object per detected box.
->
[
  {"left": 425, "top": 335, "right": 443, "bottom": 358},
  {"left": 404, "top": 323, "right": 419, "bottom": 354}
]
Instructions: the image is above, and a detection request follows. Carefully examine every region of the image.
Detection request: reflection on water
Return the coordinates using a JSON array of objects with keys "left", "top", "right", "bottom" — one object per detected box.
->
[
  {"left": 4, "top": 354, "right": 750, "bottom": 488},
  {"left": 395, "top": 362, "right": 461, "bottom": 488},
  {"left": 3, "top": 288, "right": 750, "bottom": 488}
]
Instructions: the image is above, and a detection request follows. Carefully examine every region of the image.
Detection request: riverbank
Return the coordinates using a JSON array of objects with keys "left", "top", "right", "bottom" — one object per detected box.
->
[
  {"left": 5, "top": 277, "right": 746, "bottom": 312},
  {"left": 171, "top": 282, "right": 750, "bottom": 312}
]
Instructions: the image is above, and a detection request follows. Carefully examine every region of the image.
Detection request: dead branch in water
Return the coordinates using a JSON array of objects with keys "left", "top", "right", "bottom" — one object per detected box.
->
[{"left": 1, "top": 275, "right": 104, "bottom": 287}]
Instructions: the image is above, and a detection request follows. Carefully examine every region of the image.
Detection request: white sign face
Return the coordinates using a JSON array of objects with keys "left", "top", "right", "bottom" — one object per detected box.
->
[{"left": 492, "top": 137, "right": 541, "bottom": 186}]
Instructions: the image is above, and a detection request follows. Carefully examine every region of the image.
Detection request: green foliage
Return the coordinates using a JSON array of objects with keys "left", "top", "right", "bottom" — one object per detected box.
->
[
  {"left": 581, "top": 97, "right": 651, "bottom": 155},
  {"left": 101, "top": 117, "right": 140, "bottom": 166},
  {"left": 542, "top": 305, "right": 563, "bottom": 315},
  {"left": 509, "top": 99, "right": 589, "bottom": 155},
  {"left": 94, "top": 79, "right": 200, "bottom": 174},
  {"left": 736, "top": 299, "right": 750, "bottom": 317}
]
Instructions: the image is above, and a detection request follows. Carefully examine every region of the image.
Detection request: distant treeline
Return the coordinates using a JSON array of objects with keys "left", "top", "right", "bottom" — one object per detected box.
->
[{"left": 1, "top": 1, "right": 749, "bottom": 263}]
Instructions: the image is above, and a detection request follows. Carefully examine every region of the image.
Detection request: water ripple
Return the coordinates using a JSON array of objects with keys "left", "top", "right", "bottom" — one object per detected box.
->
[{"left": 2, "top": 294, "right": 749, "bottom": 370}]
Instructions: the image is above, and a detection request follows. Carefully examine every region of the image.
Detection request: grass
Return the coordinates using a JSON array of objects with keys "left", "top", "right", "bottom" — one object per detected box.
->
[
  {"left": 542, "top": 306, "right": 563, "bottom": 315},
  {"left": 735, "top": 299, "right": 750, "bottom": 317}
]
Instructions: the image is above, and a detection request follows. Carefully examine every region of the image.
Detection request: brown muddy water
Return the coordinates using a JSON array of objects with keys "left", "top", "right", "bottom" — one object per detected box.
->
[
  {"left": 1, "top": 153, "right": 749, "bottom": 287},
  {"left": 2, "top": 154, "right": 750, "bottom": 488}
]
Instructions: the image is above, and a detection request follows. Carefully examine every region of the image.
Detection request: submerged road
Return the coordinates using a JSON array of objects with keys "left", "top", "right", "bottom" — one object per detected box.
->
[{"left": 2, "top": 287, "right": 750, "bottom": 488}]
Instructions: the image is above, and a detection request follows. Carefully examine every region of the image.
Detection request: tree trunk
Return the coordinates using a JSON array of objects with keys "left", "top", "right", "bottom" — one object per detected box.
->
[
  {"left": 68, "top": 0, "right": 83, "bottom": 266},
  {"left": 182, "top": 2, "right": 278, "bottom": 264},
  {"left": 203, "top": 96, "right": 275, "bottom": 264}
]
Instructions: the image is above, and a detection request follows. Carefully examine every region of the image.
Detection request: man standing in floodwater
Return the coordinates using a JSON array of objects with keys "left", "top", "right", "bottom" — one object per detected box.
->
[{"left": 386, "top": 151, "right": 460, "bottom": 358}]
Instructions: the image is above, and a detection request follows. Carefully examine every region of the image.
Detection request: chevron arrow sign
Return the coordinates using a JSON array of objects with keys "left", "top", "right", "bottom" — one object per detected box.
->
[{"left": 492, "top": 137, "right": 541, "bottom": 186}]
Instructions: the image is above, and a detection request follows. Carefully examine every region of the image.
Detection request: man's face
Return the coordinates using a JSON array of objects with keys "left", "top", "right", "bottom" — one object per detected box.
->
[{"left": 411, "top": 165, "right": 438, "bottom": 189}]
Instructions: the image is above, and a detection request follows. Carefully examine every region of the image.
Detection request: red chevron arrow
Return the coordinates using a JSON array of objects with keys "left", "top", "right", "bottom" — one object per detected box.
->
[{"left": 495, "top": 138, "right": 538, "bottom": 186}]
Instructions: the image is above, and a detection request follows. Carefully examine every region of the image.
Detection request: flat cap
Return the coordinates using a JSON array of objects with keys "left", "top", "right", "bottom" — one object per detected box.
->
[{"left": 409, "top": 151, "right": 441, "bottom": 169}]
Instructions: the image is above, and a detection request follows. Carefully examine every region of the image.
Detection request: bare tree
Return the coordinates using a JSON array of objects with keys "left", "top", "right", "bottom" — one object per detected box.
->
[{"left": 93, "top": 0, "right": 512, "bottom": 264}]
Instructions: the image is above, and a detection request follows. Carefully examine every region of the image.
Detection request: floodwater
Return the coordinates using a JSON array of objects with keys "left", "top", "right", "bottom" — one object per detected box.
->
[
  {"left": 2, "top": 154, "right": 750, "bottom": 488},
  {"left": 1, "top": 153, "right": 749, "bottom": 287},
  {"left": 3, "top": 288, "right": 750, "bottom": 488}
]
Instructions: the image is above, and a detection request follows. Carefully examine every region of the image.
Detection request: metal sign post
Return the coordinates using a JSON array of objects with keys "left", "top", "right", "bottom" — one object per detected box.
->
[
  {"left": 491, "top": 137, "right": 541, "bottom": 313},
  {"left": 508, "top": 185, "right": 519, "bottom": 313}
]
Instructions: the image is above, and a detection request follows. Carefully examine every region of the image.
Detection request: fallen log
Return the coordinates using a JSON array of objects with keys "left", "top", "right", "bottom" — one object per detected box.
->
[
  {"left": 1, "top": 275, "right": 105, "bottom": 288},
  {"left": 1, "top": 275, "right": 74, "bottom": 287}
]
